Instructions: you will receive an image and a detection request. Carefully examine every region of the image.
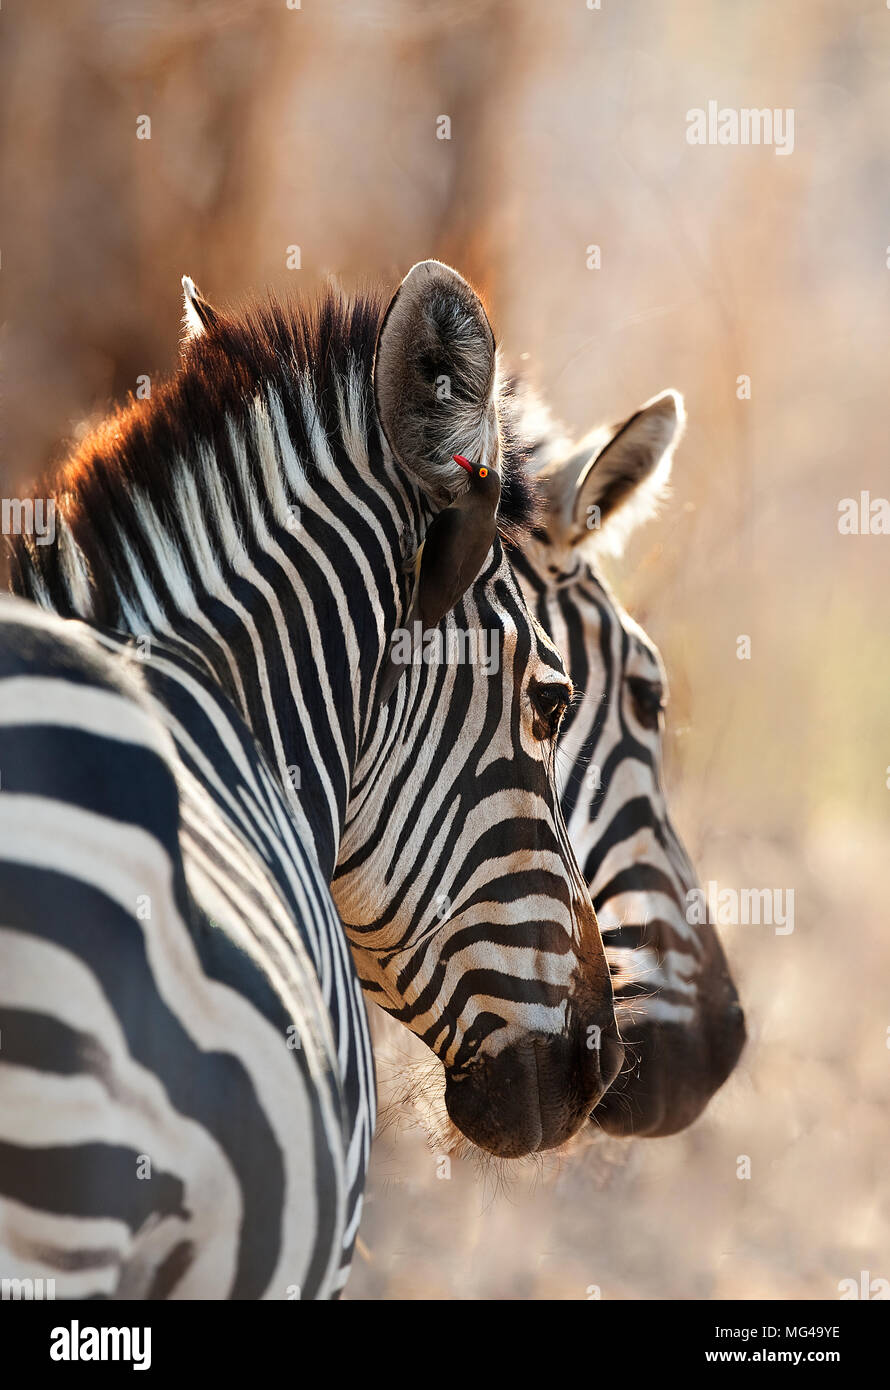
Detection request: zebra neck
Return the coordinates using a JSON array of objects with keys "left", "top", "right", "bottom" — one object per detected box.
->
[
  {"left": 13, "top": 332, "right": 416, "bottom": 880},
  {"left": 112, "top": 497, "right": 399, "bottom": 882}
]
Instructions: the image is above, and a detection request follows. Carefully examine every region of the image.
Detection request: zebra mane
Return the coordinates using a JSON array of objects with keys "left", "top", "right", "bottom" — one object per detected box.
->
[{"left": 8, "top": 286, "right": 539, "bottom": 623}]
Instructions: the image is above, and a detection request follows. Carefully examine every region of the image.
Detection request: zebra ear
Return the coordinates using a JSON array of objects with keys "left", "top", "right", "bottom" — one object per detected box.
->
[
  {"left": 373, "top": 260, "right": 499, "bottom": 500},
  {"left": 542, "top": 390, "right": 685, "bottom": 552},
  {"left": 181, "top": 275, "right": 219, "bottom": 344}
]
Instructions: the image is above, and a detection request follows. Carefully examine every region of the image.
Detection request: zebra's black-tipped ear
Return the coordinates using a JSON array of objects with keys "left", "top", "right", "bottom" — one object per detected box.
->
[
  {"left": 373, "top": 260, "right": 499, "bottom": 502},
  {"left": 181, "top": 275, "right": 219, "bottom": 344},
  {"left": 541, "top": 390, "right": 685, "bottom": 553}
]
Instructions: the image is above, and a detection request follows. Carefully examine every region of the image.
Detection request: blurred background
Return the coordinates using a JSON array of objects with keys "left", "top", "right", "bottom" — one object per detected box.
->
[{"left": 1, "top": 0, "right": 887, "bottom": 1299}]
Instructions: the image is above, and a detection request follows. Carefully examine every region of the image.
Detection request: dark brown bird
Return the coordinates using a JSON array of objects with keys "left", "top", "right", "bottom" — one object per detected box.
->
[{"left": 377, "top": 454, "right": 501, "bottom": 704}]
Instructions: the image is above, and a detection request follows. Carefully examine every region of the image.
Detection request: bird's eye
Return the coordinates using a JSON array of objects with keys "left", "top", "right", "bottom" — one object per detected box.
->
[
  {"left": 531, "top": 681, "right": 571, "bottom": 739},
  {"left": 627, "top": 676, "right": 665, "bottom": 730}
]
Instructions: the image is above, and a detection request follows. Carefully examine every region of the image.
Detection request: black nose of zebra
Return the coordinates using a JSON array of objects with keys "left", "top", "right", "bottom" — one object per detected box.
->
[
  {"left": 593, "top": 988, "right": 746, "bottom": 1138},
  {"left": 444, "top": 1025, "right": 625, "bottom": 1158}
]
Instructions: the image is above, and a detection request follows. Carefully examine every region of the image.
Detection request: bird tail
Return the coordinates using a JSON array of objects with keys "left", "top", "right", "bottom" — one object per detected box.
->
[{"left": 376, "top": 648, "right": 404, "bottom": 706}]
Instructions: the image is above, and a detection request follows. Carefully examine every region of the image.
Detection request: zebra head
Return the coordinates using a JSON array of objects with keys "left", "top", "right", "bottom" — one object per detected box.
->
[
  {"left": 11, "top": 263, "right": 623, "bottom": 1165},
  {"left": 513, "top": 389, "right": 745, "bottom": 1137},
  {"left": 332, "top": 262, "right": 624, "bottom": 1157}
]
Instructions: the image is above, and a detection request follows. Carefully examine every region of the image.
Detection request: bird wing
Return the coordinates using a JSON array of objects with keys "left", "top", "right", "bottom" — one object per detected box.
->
[{"left": 417, "top": 504, "right": 496, "bottom": 631}]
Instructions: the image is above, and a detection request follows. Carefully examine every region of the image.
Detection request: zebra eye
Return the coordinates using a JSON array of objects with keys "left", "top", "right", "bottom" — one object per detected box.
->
[
  {"left": 530, "top": 681, "right": 570, "bottom": 739},
  {"left": 627, "top": 676, "right": 665, "bottom": 730}
]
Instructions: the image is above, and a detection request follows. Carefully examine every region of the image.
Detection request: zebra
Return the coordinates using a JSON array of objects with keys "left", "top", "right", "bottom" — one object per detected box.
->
[
  {"left": 1, "top": 259, "right": 623, "bottom": 1298},
  {"left": 512, "top": 387, "right": 746, "bottom": 1137}
]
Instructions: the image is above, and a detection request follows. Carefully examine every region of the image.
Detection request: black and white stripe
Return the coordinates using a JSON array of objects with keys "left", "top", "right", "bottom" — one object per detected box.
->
[
  {"left": 1, "top": 263, "right": 620, "bottom": 1295},
  {"left": 513, "top": 387, "right": 745, "bottom": 1137},
  {"left": 0, "top": 601, "right": 366, "bottom": 1297}
]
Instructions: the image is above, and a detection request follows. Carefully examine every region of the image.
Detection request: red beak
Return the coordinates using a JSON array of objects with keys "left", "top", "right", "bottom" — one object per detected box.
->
[{"left": 452, "top": 454, "right": 473, "bottom": 473}]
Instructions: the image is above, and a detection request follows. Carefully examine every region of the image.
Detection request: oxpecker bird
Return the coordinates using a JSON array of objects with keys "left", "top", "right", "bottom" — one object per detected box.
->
[{"left": 377, "top": 454, "right": 501, "bottom": 704}]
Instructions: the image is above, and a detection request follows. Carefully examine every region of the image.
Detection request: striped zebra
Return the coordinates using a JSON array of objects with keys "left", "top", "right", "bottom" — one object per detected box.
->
[
  {"left": 1, "top": 260, "right": 622, "bottom": 1298},
  {"left": 513, "top": 388, "right": 745, "bottom": 1137}
]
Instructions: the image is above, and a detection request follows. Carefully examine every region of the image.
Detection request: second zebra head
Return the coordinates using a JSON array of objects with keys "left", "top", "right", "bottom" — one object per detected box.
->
[{"left": 513, "top": 389, "right": 745, "bottom": 1137}]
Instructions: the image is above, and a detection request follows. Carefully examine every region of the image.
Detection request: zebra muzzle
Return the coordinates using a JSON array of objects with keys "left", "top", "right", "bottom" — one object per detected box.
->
[{"left": 443, "top": 1026, "right": 624, "bottom": 1158}]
